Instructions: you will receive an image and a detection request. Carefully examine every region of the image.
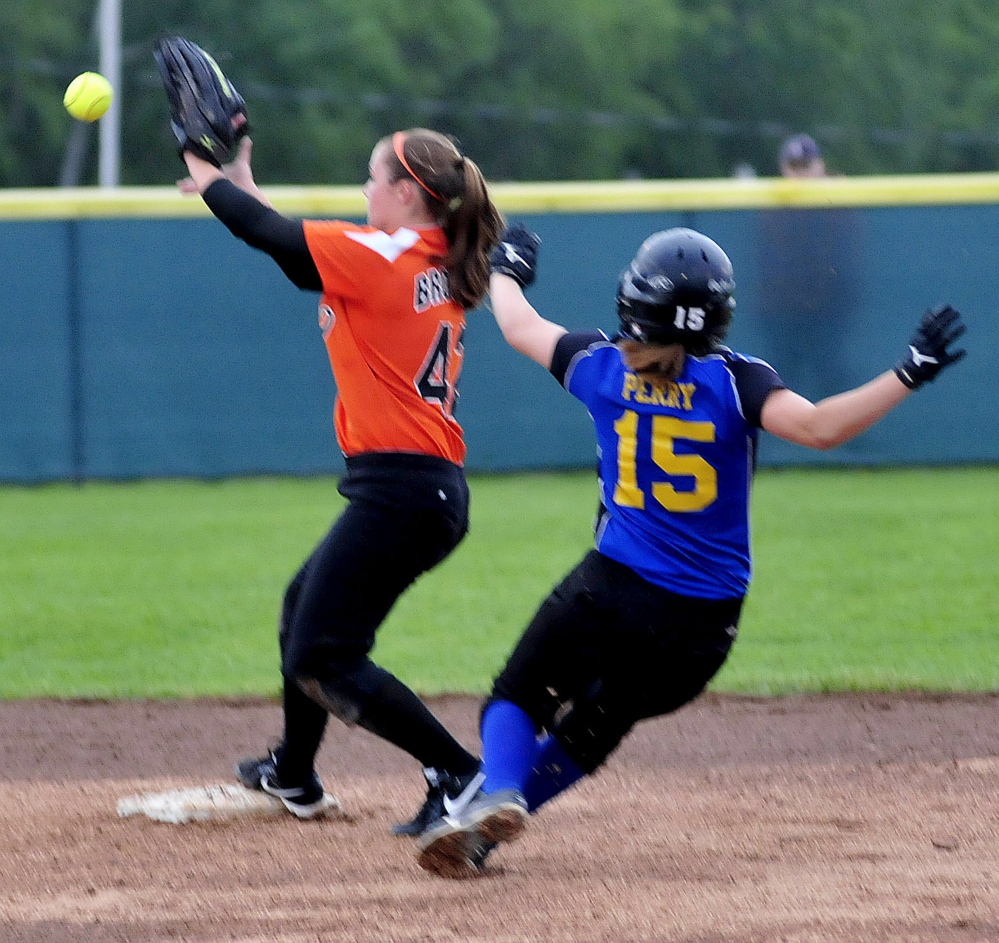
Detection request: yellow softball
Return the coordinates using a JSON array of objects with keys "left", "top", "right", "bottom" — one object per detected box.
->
[{"left": 64, "top": 72, "right": 114, "bottom": 122}]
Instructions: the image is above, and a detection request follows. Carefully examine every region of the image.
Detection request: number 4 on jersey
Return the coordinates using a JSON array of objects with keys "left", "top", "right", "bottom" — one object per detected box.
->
[{"left": 415, "top": 321, "right": 464, "bottom": 417}]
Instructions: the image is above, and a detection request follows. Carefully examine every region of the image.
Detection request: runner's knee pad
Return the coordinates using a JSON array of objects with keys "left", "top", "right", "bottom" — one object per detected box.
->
[{"left": 549, "top": 686, "right": 634, "bottom": 775}]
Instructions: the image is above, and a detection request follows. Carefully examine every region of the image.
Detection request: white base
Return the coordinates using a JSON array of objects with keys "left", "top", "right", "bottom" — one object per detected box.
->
[{"left": 117, "top": 783, "right": 343, "bottom": 824}]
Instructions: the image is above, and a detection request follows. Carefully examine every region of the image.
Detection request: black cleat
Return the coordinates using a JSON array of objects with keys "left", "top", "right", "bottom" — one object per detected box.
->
[
  {"left": 392, "top": 766, "right": 482, "bottom": 837},
  {"left": 416, "top": 786, "right": 526, "bottom": 880},
  {"left": 459, "top": 788, "right": 529, "bottom": 845},
  {"left": 235, "top": 751, "right": 335, "bottom": 820}
]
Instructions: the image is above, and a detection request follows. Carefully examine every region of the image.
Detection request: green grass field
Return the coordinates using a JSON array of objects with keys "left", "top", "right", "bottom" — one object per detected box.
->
[{"left": 1, "top": 467, "right": 996, "bottom": 699}]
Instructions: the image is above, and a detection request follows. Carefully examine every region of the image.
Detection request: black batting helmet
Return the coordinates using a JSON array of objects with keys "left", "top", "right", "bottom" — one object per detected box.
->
[{"left": 617, "top": 228, "right": 736, "bottom": 354}]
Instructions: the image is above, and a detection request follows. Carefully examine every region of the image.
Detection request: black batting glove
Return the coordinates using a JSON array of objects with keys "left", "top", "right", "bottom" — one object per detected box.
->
[
  {"left": 490, "top": 223, "right": 541, "bottom": 289},
  {"left": 894, "top": 304, "right": 967, "bottom": 390}
]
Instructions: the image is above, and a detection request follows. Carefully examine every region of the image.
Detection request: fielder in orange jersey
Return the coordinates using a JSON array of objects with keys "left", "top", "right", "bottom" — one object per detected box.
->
[{"left": 180, "top": 127, "right": 503, "bottom": 827}]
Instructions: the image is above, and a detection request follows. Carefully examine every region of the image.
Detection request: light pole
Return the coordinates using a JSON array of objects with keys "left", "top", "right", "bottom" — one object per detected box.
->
[{"left": 97, "top": 0, "right": 121, "bottom": 186}]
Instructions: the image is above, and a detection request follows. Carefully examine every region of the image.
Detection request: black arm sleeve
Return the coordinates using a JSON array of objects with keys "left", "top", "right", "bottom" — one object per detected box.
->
[
  {"left": 202, "top": 179, "right": 322, "bottom": 291},
  {"left": 550, "top": 331, "right": 609, "bottom": 386},
  {"left": 726, "top": 355, "right": 787, "bottom": 428}
]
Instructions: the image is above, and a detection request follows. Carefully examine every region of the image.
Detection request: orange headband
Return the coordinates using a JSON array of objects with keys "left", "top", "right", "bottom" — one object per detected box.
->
[{"left": 392, "top": 132, "right": 445, "bottom": 202}]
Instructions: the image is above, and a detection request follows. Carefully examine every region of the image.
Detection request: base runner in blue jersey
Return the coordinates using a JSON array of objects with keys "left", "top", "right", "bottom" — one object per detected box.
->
[{"left": 415, "top": 225, "right": 967, "bottom": 879}]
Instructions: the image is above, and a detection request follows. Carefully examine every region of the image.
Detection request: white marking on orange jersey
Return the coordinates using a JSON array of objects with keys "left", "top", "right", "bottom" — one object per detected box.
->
[{"left": 345, "top": 228, "right": 421, "bottom": 263}]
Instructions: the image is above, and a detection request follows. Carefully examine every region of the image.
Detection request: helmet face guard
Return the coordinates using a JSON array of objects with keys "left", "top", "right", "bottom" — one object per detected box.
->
[{"left": 617, "top": 228, "right": 735, "bottom": 354}]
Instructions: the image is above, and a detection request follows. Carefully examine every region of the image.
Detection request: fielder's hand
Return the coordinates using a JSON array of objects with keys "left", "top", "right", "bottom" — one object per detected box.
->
[
  {"left": 894, "top": 304, "right": 967, "bottom": 390},
  {"left": 490, "top": 223, "right": 541, "bottom": 289}
]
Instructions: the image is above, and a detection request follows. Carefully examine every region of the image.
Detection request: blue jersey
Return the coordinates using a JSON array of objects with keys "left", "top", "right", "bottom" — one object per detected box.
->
[{"left": 552, "top": 332, "right": 786, "bottom": 600}]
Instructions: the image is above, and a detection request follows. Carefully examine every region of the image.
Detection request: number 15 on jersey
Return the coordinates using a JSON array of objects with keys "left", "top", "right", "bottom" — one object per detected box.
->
[{"left": 612, "top": 410, "right": 718, "bottom": 513}]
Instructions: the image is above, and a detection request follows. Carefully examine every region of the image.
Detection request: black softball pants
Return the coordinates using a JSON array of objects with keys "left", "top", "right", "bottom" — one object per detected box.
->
[
  {"left": 491, "top": 549, "right": 742, "bottom": 774},
  {"left": 274, "top": 453, "right": 478, "bottom": 781}
]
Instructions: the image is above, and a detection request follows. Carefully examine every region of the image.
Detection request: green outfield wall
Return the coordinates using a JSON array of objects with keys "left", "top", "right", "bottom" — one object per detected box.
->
[{"left": 1, "top": 175, "right": 996, "bottom": 482}]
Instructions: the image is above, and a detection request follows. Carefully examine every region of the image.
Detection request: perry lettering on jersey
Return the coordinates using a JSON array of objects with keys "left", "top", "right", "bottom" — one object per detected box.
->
[
  {"left": 414, "top": 267, "right": 451, "bottom": 313},
  {"left": 621, "top": 373, "right": 696, "bottom": 410}
]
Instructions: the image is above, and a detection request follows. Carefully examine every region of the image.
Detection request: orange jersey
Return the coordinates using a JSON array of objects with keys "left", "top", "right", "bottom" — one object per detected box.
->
[{"left": 302, "top": 221, "right": 467, "bottom": 464}]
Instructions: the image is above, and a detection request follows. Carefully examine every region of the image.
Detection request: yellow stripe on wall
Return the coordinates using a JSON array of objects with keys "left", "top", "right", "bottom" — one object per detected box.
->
[{"left": 4, "top": 173, "right": 999, "bottom": 220}]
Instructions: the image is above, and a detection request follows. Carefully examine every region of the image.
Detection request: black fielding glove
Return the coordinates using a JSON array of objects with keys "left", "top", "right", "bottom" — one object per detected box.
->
[
  {"left": 894, "top": 304, "right": 967, "bottom": 390},
  {"left": 490, "top": 223, "right": 541, "bottom": 288},
  {"left": 154, "top": 36, "right": 249, "bottom": 167}
]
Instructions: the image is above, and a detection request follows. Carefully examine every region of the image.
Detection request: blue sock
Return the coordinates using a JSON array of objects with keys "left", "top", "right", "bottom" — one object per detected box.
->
[
  {"left": 480, "top": 699, "right": 539, "bottom": 794},
  {"left": 523, "top": 734, "right": 586, "bottom": 812}
]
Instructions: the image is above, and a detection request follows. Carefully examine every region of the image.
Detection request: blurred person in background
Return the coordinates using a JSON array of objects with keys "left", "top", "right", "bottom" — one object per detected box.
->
[
  {"left": 779, "top": 133, "right": 828, "bottom": 178},
  {"left": 759, "top": 133, "right": 860, "bottom": 400}
]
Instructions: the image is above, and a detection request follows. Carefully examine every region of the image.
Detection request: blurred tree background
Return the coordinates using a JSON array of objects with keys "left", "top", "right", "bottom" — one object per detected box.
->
[{"left": 3, "top": 0, "right": 999, "bottom": 187}]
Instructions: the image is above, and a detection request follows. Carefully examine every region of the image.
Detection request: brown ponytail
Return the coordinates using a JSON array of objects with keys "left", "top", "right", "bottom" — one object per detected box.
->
[
  {"left": 618, "top": 339, "right": 688, "bottom": 382},
  {"left": 383, "top": 128, "right": 504, "bottom": 310}
]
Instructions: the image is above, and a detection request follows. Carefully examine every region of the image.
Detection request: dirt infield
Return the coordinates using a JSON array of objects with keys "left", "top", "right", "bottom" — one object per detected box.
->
[{"left": 3, "top": 693, "right": 999, "bottom": 942}]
